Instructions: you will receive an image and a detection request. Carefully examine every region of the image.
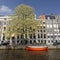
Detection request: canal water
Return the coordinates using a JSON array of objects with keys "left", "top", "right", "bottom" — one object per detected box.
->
[{"left": 0, "top": 49, "right": 60, "bottom": 60}]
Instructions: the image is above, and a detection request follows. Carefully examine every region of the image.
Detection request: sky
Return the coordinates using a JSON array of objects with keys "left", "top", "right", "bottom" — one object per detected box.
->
[{"left": 0, "top": 0, "right": 60, "bottom": 17}]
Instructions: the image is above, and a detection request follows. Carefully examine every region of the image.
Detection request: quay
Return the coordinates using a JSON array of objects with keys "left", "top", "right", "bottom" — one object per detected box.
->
[{"left": 0, "top": 45, "right": 60, "bottom": 50}]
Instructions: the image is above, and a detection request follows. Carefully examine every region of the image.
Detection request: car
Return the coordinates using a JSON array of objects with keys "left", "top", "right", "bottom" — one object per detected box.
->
[
  {"left": 53, "top": 42, "right": 60, "bottom": 45},
  {"left": 53, "top": 42, "right": 58, "bottom": 45},
  {"left": 2, "top": 41, "right": 9, "bottom": 45}
]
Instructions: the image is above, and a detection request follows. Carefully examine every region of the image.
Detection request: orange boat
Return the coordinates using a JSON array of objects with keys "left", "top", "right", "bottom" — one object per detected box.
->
[{"left": 26, "top": 46, "right": 48, "bottom": 51}]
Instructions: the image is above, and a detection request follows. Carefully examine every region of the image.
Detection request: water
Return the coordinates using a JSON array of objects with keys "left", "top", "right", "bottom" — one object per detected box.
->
[{"left": 0, "top": 49, "right": 60, "bottom": 60}]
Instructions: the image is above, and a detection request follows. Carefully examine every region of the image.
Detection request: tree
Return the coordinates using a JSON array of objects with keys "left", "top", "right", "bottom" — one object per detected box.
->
[
  {"left": 15, "top": 4, "right": 35, "bottom": 19},
  {"left": 6, "top": 4, "right": 38, "bottom": 40}
]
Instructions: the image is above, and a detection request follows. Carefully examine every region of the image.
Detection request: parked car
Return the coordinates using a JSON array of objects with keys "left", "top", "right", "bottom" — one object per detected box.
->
[
  {"left": 2, "top": 41, "right": 9, "bottom": 45},
  {"left": 53, "top": 42, "right": 57, "bottom": 45},
  {"left": 53, "top": 42, "right": 60, "bottom": 45}
]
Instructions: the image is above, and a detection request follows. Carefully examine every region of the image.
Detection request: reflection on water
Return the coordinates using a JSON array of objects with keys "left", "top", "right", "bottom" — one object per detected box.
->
[{"left": 0, "top": 49, "right": 60, "bottom": 60}]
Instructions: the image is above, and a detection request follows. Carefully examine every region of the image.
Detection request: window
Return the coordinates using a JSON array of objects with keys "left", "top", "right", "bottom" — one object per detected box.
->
[
  {"left": 38, "top": 40, "right": 40, "bottom": 43},
  {"left": 44, "top": 34, "right": 46, "bottom": 38},
  {"left": 30, "top": 27, "right": 32, "bottom": 30},
  {"left": 38, "top": 30, "right": 39, "bottom": 32},
  {"left": 44, "top": 30, "right": 45, "bottom": 32},
  {"left": 17, "top": 35, "right": 19, "bottom": 39},
  {"left": 51, "top": 36, "right": 53, "bottom": 38},
  {"left": 4, "top": 18, "right": 7, "bottom": 20},
  {"left": 38, "top": 34, "right": 40, "bottom": 38},
  {"left": 43, "top": 24, "right": 45, "bottom": 26},
  {"left": 47, "top": 25, "right": 49, "bottom": 28},
  {"left": 12, "top": 37, "right": 15, "bottom": 39},
  {"left": 41, "top": 40, "right": 43, "bottom": 43},
  {"left": 40, "top": 26, "right": 42, "bottom": 28},
  {"left": 29, "top": 34, "right": 32, "bottom": 39},
  {"left": 33, "top": 33, "right": 36, "bottom": 39},
  {"left": 33, "top": 29, "right": 35, "bottom": 31},
  {"left": 17, "top": 40, "right": 19, "bottom": 43},
  {"left": 48, "top": 40, "right": 50, "bottom": 43},
  {"left": 21, "top": 34, "right": 24, "bottom": 39},
  {"left": 43, "top": 26, "right": 45, "bottom": 28},
  {"left": 50, "top": 24, "right": 52, "bottom": 28},
  {"left": 57, "top": 29, "right": 59, "bottom": 32},
  {"left": 54, "top": 29, "right": 56, "bottom": 32},
  {"left": 3, "top": 33, "right": 5, "bottom": 40},
  {"left": 25, "top": 34, "right": 27, "bottom": 39},
  {"left": 33, "top": 40, "right": 36, "bottom": 43},
  {"left": 53, "top": 24, "right": 56, "bottom": 28},
  {"left": 56, "top": 24, "right": 58, "bottom": 28},
  {"left": 40, "top": 30, "right": 42, "bottom": 32},
  {"left": 51, "top": 40, "right": 53, "bottom": 43},
  {"left": 3, "top": 36, "right": 5, "bottom": 40},
  {"left": 58, "top": 35, "right": 60, "bottom": 37},
  {"left": 30, "top": 40, "right": 32, "bottom": 44},
  {"left": 41, "top": 34, "right": 43, "bottom": 38},
  {"left": 4, "top": 27, "right": 6, "bottom": 31},
  {"left": 37, "top": 26, "right": 39, "bottom": 29},
  {"left": 44, "top": 40, "right": 46, "bottom": 44}
]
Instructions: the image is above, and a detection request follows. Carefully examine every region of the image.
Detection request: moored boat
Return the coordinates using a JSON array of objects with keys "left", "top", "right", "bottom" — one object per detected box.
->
[{"left": 26, "top": 46, "right": 48, "bottom": 51}]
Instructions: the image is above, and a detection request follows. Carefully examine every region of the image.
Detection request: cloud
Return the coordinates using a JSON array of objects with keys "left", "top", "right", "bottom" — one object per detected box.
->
[{"left": 0, "top": 5, "right": 13, "bottom": 15}]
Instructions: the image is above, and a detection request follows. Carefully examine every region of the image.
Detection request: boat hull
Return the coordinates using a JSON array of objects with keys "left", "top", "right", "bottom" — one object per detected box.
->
[{"left": 26, "top": 46, "right": 48, "bottom": 51}]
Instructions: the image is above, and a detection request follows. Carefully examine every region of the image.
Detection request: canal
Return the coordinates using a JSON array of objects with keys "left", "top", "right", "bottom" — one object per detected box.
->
[{"left": 0, "top": 49, "right": 60, "bottom": 60}]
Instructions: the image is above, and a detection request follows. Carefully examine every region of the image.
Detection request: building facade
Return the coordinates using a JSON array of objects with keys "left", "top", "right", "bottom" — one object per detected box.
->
[
  {"left": 0, "top": 16, "right": 11, "bottom": 44},
  {"left": 0, "top": 15, "right": 60, "bottom": 45}
]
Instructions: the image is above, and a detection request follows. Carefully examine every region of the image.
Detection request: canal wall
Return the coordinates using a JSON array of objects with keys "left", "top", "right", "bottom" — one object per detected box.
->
[
  {"left": 0, "top": 45, "right": 26, "bottom": 49},
  {"left": 0, "top": 45, "right": 60, "bottom": 49}
]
